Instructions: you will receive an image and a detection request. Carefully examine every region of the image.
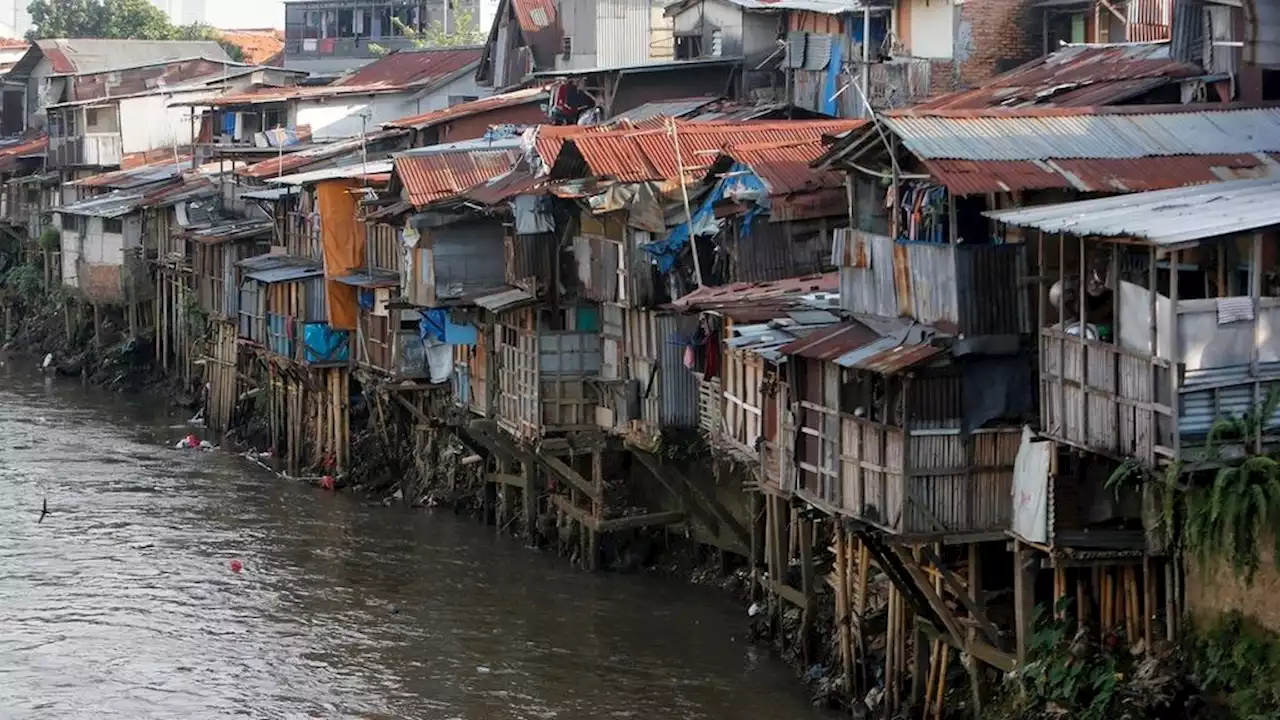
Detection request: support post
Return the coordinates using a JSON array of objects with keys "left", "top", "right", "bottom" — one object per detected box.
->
[
  {"left": 1013, "top": 540, "right": 1034, "bottom": 669},
  {"left": 798, "top": 515, "right": 816, "bottom": 665}
]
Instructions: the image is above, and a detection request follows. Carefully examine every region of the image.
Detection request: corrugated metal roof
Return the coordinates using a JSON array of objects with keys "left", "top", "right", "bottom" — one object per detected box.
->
[
  {"left": 920, "top": 153, "right": 1280, "bottom": 194},
  {"left": 834, "top": 338, "right": 944, "bottom": 375},
  {"left": 394, "top": 148, "right": 520, "bottom": 207},
  {"left": 613, "top": 97, "right": 723, "bottom": 123},
  {"left": 267, "top": 160, "right": 394, "bottom": 185},
  {"left": 914, "top": 43, "right": 1201, "bottom": 110},
  {"left": 463, "top": 167, "right": 545, "bottom": 205},
  {"left": 384, "top": 87, "right": 549, "bottom": 130},
  {"left": 559, "top": 120, "right": 863, "bottom": 183},
  {"left": 531, "top": 56, "right": 744, "bottom": 78},
  {"left": 474, "top": 286, "right": 535, "bottom": 311},
  {"left": 985, "top": 177, "right": 1280, "bottom": 247},
  {"left": 698, "top": 0, "right": 883, "bottom": 13},
  {"left": 236, "top": 129, "right": 406, "bottom": 179},
  {"left": 238, "top": 253, "right": 312, "bottom": 271},
  {"left": 184, "top": 219, "right": 274, "bottom": 244},
  {"left": 335, "top": 269, "right": 400, "bottom": 288},
  {"left": 241, "top": 186, "right": 299, "bottom": 200},
  {"left": 669, "top": 272, "right": 840, "bottom": 314},
  {"left": 245, "top": 265, "right": 325, "bottom": 283},
  {"left": 55, "top": 189, "right": 147, "bottom": 218},
  {"left": 0, "top": 135, "right": 46, "bottom": 173},
  {"left": 30, "top": 38, "right": 231, "bottom": 75},
  {"left": 335, "top": 46, "right": 482, "bottom": 88},
  {"left": 881, "top": 106, "right": 1280, "bottom": 161},
  {"left": 721, "top": 139, "right": 844, "bottom": 195},
  {"left": 72, "top": 156, "right": 192, "bottom": 189},
  {"left": 778, "top": 321, "right": 879, "bottom": 360}
]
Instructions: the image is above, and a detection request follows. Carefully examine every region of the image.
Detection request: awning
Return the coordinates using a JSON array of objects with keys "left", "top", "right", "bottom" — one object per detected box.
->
[
  {"left": 334, "top": 269, "right": 400, "bottom": 288},
  {"left": 244, "top": 266, "right": 324, "bottom": 283}
]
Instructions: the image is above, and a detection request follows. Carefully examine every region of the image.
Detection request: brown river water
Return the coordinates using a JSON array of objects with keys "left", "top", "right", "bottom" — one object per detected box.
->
[{"left": 0, "top": 360, "right": 828, "bottom": 719}]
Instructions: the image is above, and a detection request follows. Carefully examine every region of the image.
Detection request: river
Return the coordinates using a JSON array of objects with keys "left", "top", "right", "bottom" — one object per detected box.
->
[{"left": 0, "top": 360, "right": 826, "bottom": 720}]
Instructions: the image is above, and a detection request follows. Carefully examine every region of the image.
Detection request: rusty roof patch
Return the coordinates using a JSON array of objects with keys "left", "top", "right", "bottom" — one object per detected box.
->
[
  {"left": 921, "top": 154, "right": 1280, "bottom": 194},
  {"left": 73, "top": 156, "right": 193, "bottom": 189},
  {"left": 668, "top": 272, "right": 840, "bottom": 315},
  {"left": 462, "top": 166, "right": 545, "bottom": 205},
  {"left": 0, "top": 135, "right": 46, "bottom": 172},
  {"left": 558, "top": 120, "right": 864, "bottom": 183},
  {"left": 722, "top": 139, "right": 844, "bottom": 195},
  {"left": 395, "top": 148, "right": 520, "bottom": 208},
  {"left": 778, "top": 321, "right": 880, "bottom": 360},
  {"left": 335, "top": 46, "right": 483, "bottom": 89},
  {"left": 915, "top": 42, "right": 1202, "bottom": 111},
  {"left": 384, "top": 87, "right": 549, "bottom": 130}
]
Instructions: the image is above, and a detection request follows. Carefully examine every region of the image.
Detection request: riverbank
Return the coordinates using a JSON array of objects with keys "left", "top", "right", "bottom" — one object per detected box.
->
[
  {"left": 5, "top": 279, "right": 1277, "bottom": 720},
  {"left": 0, "top": 284, "right": 853, "bottom": 711}
]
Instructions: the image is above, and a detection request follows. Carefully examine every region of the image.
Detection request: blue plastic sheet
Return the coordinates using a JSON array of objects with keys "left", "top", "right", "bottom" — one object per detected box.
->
[{"left": 303, "top": 323, "right": 350, "bottom": 363}]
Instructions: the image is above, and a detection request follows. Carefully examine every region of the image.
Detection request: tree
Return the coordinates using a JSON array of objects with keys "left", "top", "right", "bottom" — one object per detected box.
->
[
  {"left": 25, "top": 0, "right": 251, "bottom": 62},
  {"left": 368, "top": 0, "right": 486, "bottom": 56}
]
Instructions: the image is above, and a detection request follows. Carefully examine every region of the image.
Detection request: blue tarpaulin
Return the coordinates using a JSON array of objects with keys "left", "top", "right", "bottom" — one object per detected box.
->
[
  {"left": 822, "top": 40, "right": 844, "bottom": 117},
  {"left": 303, "top": 323, "right": 350, "bottom": 363},
  {"left": 419, "top": 309, "right": 477, "bottom": 346},
  {"left": 645, "top": 164, "right": 765, "bottom": 273}
]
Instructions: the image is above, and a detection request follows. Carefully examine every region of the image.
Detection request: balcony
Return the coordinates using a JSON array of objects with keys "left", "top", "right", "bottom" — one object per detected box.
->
[{"left": 48, "top": 133, "right": 122, "bottom": 168}]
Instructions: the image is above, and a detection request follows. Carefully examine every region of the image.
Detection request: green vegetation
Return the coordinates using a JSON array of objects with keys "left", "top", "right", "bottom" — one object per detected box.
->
[
  {"left": 1108, "top": 387, "right": 1280, "bottom": 583},
  {"left": 368, "top": 0, "right": 485, "bottom": 55},
  {"left": 1187, "top": 611, "right": 1280, "bottom": 719},
  {"left": 38, "top": 226, "right": 59, "bottom": 252},
  {"left": 26, "top": 0, "right": 246, "bottom": 61}
]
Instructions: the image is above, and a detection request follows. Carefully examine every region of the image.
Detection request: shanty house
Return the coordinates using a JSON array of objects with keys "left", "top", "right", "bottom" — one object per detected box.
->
[
  {"left": 384, "top": 87, "right": 550, "bottom": 147},
  {"left": 55, "top": 176, "right": 217, "bottom": 305},
  {"left": 476, "top": 0, "right": 677, "bottom": 88},
  {"left": 193, "top": 47, "right": 488, "bottom": 144}
]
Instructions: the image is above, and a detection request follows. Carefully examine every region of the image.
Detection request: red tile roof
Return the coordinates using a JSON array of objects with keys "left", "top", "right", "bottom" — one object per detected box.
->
[
  {"left": 216, "top": 29, "right": 284, "bottom": 65},
  {"left": 335, "top": 47, "right": 483, "bottom": 88},
  {"left": 556, "top": 120, "right": 863, "bottom": 183},
  {"left": 384, "top": 86, "right": 549, "bottom": 129},
  {"left": 914, "top": 43, "right": 1201, "bottom": 111},
  {"left": 394, "top": 148, "right": 520, "bottom": 207}
]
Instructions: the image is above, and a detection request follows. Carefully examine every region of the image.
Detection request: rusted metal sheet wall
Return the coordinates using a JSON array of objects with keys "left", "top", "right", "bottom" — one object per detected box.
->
[
  {"left": 838, "top": 230, "right": 898, "bottom": 318},
  {"left": 1127, "top": 0, "right": 1172, "bottom": 41},
  {"left": 735, "top": 220, "right": 828, "bottom": 284},
  {"left": 506, "top": 232, "right": 557, "bottom": 292},
  {"left": 655, "top": 313, "right": 699, "bottom": 428},
  {"left": 596, "top": 0, "right": 652, "bottom": 68},
  {"left": 573, "top": 233, "right": 621, "bottom": 303},
  {"left": 903, "top": 429, "right": 1019, "bottom": 535},
  {"left": 956, "top": 243, "right": 1030, "bottom": 336},
  {"left": 897, "top": 241, "right": 958, "bottom": 329}
]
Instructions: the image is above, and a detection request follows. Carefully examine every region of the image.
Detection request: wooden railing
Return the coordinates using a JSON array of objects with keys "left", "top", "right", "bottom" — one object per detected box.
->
[{"left": 1040, "top": 328, "right": 1177, "bottom": 468}]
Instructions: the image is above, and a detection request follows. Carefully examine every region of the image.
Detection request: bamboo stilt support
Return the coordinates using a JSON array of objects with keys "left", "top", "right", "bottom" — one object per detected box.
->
[{"left": 934, "top": 645, "right": 950, "bottom": 720}]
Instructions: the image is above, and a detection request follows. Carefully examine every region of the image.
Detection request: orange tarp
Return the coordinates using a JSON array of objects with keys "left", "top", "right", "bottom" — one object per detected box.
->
[{"left": 317, "top": 179, "right": 363, "bottom": 330}]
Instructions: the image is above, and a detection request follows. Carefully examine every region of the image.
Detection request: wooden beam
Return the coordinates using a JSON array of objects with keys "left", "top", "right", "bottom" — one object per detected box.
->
[
  {"left": 889, "top": 544, "right": 968, "bottom": 650},
  {"left": 923, "top": 545, "right": 1001, "bottom": 647},
  {"left": 550, "top": 494, "right": 598, "bottom": 531},
  {"left": 539, "top": 453, "right": 603, "bottom": 502},
  {"left": 596, "top": 510, "right": 686, "bottom": 533},
  {"left": 487, "top": 472, "right": 527, "bottom": 488},
  {"left": 633, "top": 448, "right": 750, "bottom": 547},
  {"left": 917, "top": 619, "right": 1017, "bottom": 673}
]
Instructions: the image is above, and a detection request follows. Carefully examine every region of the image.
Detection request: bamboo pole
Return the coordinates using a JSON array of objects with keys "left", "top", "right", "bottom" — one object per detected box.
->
[{"left": 934, "top": 645, "right": 950, "bottom": 720}]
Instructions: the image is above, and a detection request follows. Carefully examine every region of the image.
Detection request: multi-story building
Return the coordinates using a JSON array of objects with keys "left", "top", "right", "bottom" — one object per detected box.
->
[{"left": 282, "top": 0, "right": 484, "bottom": 74}]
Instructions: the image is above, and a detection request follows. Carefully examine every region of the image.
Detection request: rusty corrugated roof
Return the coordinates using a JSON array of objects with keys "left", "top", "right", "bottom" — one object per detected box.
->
[
  {"left": 462, "top": 166, "right": 544, "bottom": 205},
  {"left": 920, "top": 153, "right": 1280, "bottom": 194},
  {"left": 0, "top": 135, "right": 46, "bottom": 173},
  {"left": 722, "top": 139, "right": 844, "bottom": 195},
  {"left": 778, "top": 321, "right": 879, "bottom": 361},
  {"left": 915, "top": 43, "right": 1202, "bottom": 110},
  {"left": 395, "top": 148, "right": 520, "bottom": 208},
  {"left": 384, "top": 87, "right": 549, "bottom": 130},
  {"left": 668, "top": 273, "right": 839, "bottom": 313},
  {"left": 335, "top": 46, "right": 483, "bottom": 88},
  {"left": 73, "top": 155, "right": 193, "bottom": 189},
  {"left": 559, "top": 120, "right": 863, "bottom": 183}
]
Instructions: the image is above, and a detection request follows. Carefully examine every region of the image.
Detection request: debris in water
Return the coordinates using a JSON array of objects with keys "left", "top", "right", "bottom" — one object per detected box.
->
[
  {"left": 748, "top": 602, "right": 763, "bottom": 617},
  {"left": 41, "top": 353, "right": 53, "bottom": 370},
  {"left": 320, "top": 476, "right": 336, "bottom": 491},
  {"left": 229, "top": 559, "right": 243, "bottom": 573},
  {"left": 175, "top": 434, "right": 200, "bottom": 449}
]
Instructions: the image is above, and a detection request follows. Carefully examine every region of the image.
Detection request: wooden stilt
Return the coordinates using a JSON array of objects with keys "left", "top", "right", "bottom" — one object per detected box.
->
[
  {"left": 523, "top": 460, "right": 538, "bottom": 542},
  {"left": 1143, "top": 555, "right": 1155, "bottom": 645},
  {"left": 1013, "top": 540, "right": 1034, "bottom": 669},
  {"left": 934, "top": 645, "right": 950, "bottom": 720},
  {"left": 588, "top": 451, "right": 603, "bottom": 571},
  {"left": 835, "top": 529, "right": 853, "bottom": 694},
  {"left": 798, "top": 516, "right": 816, "bottom": 665}
]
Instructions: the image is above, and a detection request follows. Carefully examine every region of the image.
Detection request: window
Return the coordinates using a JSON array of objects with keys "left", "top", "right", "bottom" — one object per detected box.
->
[
  {"left": 674, "top": 33, "right": 702, "bottom": 60},
  {"left": 447, "top": 95, "right": 479, "bottom": 106},
  {"left": 103, "top": 217, "right": 122, "bottom": 234},
  {"left": 60, "top": 214, "right": 80, "bottom": 233},
  {"left": 263, "top": 106, "right": 287, "bottom": 129}
]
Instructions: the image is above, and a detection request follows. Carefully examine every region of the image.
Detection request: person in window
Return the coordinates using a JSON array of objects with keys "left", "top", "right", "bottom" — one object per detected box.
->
[{"left": 549, "top": 79, "right": 598, "bottom": 125}]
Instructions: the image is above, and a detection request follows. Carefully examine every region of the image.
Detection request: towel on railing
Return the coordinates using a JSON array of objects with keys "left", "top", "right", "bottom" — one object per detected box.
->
[{"left": 1217, "top": 296, "right": 1255, "bottom": 324}]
